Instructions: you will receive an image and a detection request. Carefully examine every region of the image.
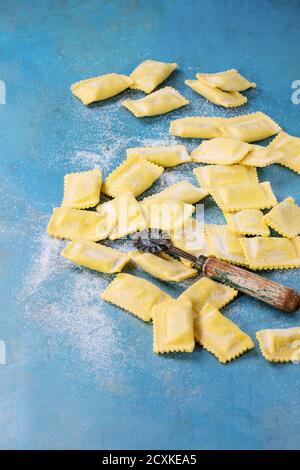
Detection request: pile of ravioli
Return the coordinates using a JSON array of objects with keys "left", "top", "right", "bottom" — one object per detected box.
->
[{"left": 47, "top": 60, "right": 300, "bottom": 364}]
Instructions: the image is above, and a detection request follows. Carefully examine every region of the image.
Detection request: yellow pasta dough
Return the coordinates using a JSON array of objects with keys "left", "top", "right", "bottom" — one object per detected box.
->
[
  {"left": 193, "top": 164, "right": 258, "bottom": 190},
  {"left": 123, "top": 87, "right": 189, "bottom": 117},
  {"left": 152, "top": 298, "right": 195, "bottom": 353},
  {"left": 194, "top": 303, "right": 254, "bottom": 363},
  {"left": 196, "top": 69, "right": 256, "bottom": 92},
  {"left": 185, "top": 79, "right": 247, "bottom": 108},
  {"left": 240, "top": 236, "right": 300, "bottom": 270},
  {"left": 100, "top": 273, "right": 171, "bottom": 322},
  {"left": 126, "top": 144, "right": 190, "bottom": 167},
  {"left": 191, "top": 137, "right": 252, "bottom": 164},
  {"left": 205, "top": 224, "right": 247, "bottom": 265},
  {"left": 219, "top": 112, "right": 281, "bottom": 142},
  {"left": 268, "top": 131, "right": 300, "bottom": 174},
  {"left": 130, "top": 59, "right": 177, "bottom": 93},
  {"left": 102, "top": 155, "right": 164, "bottom": 197},
  {"left": 211, "top": 182, "right": 277, "bottom": 212},
  {"left": 142, "top": 180, "right": 208, "bottom": 204},
  {"left": 97, "top": 192, "right": 146, "bottom": 240},
  {"left": 71, "top": 73, "right": 133, "bottom": 105},
  {"left": 47, "top": 207, "right": 115, "bottom": 241},
  {"left": 264, "top": 197, "right": 300, "bottom": 238},
  {"left": 170, "top": 218, "right": 213, "bottom": 259},
  {"left": 225, "top": 209, "right": 270, "bottom": 237},
  {"left": 169, "top": 112, "right": 281, "bottom": 141},
  {"left": 179, "top": 277, "right": 237, "bottom": 313},
  {"left": 256, "top": 327, "right": 300, "bottom": 363},
  {"left": 169, "top": 116, "right": 224, "bottom": 139},
  {"left": 62, "top": 168, "right": 102, "bottom": 209},
  {"left": 61, "top": 240, "right": 129, "bottom": 273},
  {"left": 131, "top": 251, "right": 197, "bottom": 282},
  {"left": 241, "top": 144, "right": 284, "bottom": 167}
]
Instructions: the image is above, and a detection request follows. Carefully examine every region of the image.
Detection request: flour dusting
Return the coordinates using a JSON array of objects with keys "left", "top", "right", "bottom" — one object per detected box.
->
[
  {"left": 70, "top": 136, "right": 179, "bottom": 175},
  {"left": 25, "top": 233, "right": 63, "bottom": 295},
  {"left": 21, "top": 226, "right": 130, "bottom": 383}
]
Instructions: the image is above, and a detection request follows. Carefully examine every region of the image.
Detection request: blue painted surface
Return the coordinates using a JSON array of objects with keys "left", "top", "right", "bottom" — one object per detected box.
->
[{"left": 0, "top": 0, "right": 300, "bottom": 450}]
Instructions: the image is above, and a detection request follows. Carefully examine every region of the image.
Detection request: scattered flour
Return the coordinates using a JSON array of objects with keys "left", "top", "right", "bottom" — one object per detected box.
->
[
  {"left": 71, "top": 150, "right": 104, "bottom": 168},
  {"left": 21, "top": 227, "right": 129, "bottom": 383},
  {"left": 24, "top": 233, "right": 63, "bottom": 296}
]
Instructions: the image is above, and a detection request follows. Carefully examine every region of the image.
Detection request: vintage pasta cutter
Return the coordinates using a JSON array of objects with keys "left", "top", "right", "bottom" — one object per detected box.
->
[{"left": 133, "top": 229, "right": 300, "bottom": 313}]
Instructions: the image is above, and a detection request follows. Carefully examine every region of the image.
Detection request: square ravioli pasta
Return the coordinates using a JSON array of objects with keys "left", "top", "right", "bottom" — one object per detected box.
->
[
  {"left": 102, "top": 155, "right": 164, "bottom": 197},
  {"left": 142, "top": 180, "right": 208, "bottom": 204},
  {"left": 240, "top": 236, "right": 300, "bottom": 270},
  {"left": 71, "top": 73, "right": 133, "bottom": 105},
  {"left": 123, "top": 87, "right": 189, "bottom": 117},
  {"left": 100, "top": 273, "right": 171, "bottom": 322},
  {"left": 47, "top": 207, "right": 115, "bottom": 241},
  {"left": 179, "top": 277, "right": 237, "bottom": 314},
  {"left": 152, "top": 298, "right": 195, "bottom": 354},
  {"left": 225, "top": 209, "right": 270, "bottom": 236},
  {"left": 185, "top": 79, "right": 247, "bottom": 108},
  {"left": 256, "top": 327, "right": 300, "bottom": 362},
  {"left": 62, "top": 168, "right": 102, "bottom": 209},
  {"left": 191, "top": 137, "right": 252, "bottom": 164},
  {"left": 193, "top": 164, "right": 258, "bottom": 190},
  {"left": 170, "top": 116, "right": 224, "bottom": 139},
  {"left": 211, "top": 182, "right": 277, "bottom": 212},
  {"left": 194, "top": 303, "right": 254, "bottom": 363},
  {"left": 130, "top": 251, "right": 197, "bottom": 282},
  {"left": 61, "top": 241, "right": 130, "bottom": 273},
  {"left": 264, "top": 197, "right": 300, "bottom": 238},
  {"left": 196, "top": 69, "right": 256, "bottom": 92},
  {"left": 219, "top": 112, "right": 281, "bottom": 142},
  {"left": 97, "top": 192, "right": 146, "bottom": 240},
  {"left": 140, "top": 198, "right": 195, "bottom": 231},
  {"left": 205, "top": 224, "right": 247, "bottom": 266},
  {"left": 268, "top": 131, "right": 300, "bottom": 174},
  {"left": 130, "top": 59, "right": 177, "bottom": 93},
  {"left": 169, "top": 112, "right": 281, "bottom": 141},
  {"left": 126, "top": 144, "right": 190, "bottom": 167}
]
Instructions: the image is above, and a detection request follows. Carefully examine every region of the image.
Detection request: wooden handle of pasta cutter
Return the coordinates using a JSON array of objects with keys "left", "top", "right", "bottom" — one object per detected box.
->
[{"left": 201, "top": 257, "right": 299, "bottom": 312}]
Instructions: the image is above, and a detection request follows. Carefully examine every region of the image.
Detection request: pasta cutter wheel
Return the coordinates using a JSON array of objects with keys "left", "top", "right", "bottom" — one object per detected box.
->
[
  {"left": 133, "top": 229, "right": 173, "bottom": 254},
  {"left": 133, "top": 229, "right": 300, "bottom": 313}
]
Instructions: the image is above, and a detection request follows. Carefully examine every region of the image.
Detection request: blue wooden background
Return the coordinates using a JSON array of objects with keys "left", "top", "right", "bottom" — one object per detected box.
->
[{"left": 1, "top": 0, "right": 300, "bottom": 450}]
